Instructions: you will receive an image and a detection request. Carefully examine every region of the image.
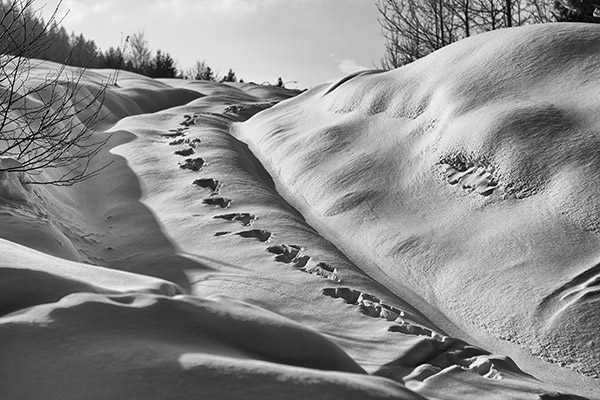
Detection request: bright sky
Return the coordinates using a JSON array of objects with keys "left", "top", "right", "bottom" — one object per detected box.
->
[{"left": 36, "top": 0, "right": 385, "bottom": 89}]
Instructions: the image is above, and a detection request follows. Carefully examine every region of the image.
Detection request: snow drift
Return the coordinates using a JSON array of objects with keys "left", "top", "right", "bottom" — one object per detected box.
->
[
  {"left": 240, "top": 22, "right": 600, "bottom": 380},
  {"left": 1, "top": 23, "right": 599, "bottom": 400}
]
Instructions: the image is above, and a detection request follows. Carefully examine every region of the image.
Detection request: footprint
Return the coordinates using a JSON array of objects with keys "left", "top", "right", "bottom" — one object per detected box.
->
[
  {"left": 268, "top": 244, "right": 341, "bottom": 281},
  {"left": 161, "top": 127, "right": 189, "bottom": 137},
  {"left": 441, "top": 156, "right": 498, "bottom": 196},
  {"left": 224, "top": 103, "right": 273, "bottom": 116},
  {"left": 322, "top": 287, "right": 360, "bottom": 303},
  {"left": 267, "top": 244, "right": 303, "bottom": 263},
  {"left": 322, "top": 287, "right": 443, "bottom": 340},
  {"left": 180, "top": 158, "right": 206, "bottom": 172},
  {"left": 193, "top": 178, "right": 221, "bottom": 194},
  {"left": 175, "top": 148, "right": 195, "bottom": 156},
  {"left": 187, "top": 138, "right": 202, "bottom": 148},
  {"left": 388, "top": 323, "right": 436, "bottom": 337},
  {"left": 169, "top": 138, "right": 201, "bottom": 147},
  {"left": 236, "top": 229, "right": 272, "bottom": 242},
  {"left": 214, "top": 213, "right": 257, "bottom": 226},
  {"left": 294, "top": 255, "right": 311, "bottom": 268},
  {"left": 203, "top": 197, "right": 231, "bottom": 208},
  {"left": 181, "top": 114, "right": 198, "bottom": 127},
  {"left": 301, "top": 260, "right": 340, "bottom": 282},
  {"left": 539, "top": 393, "right": 590, "bottom": 400}
]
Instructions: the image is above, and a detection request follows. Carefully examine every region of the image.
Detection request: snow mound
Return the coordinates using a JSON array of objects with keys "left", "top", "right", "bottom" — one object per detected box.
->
[
  {"left": 239, "top": 23, "right": 600, "bottom": 378},
  {"left": 2, "top": 30, "right": 599, "bottom": 399}
]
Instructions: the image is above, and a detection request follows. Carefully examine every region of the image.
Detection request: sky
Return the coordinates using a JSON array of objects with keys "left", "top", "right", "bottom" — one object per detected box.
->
[{"left": 35, "top": 0, "right": 386, "bottom": 89}]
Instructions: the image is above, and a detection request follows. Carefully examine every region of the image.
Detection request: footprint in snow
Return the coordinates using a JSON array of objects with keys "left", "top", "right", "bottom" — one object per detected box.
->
[
  {"left": 214, "top": 213, "right": 257, "bottom": 226},
  {"left": 180, "top": 114, "right": 198, "bottom": 127},
  {"left": 322, "top": 287, "right": 444, "bottom": 341},
  {"left": 193, "top": 178, "right": 221, "bottom": 194},
  {"left": 203, "top": 197, "right": 231, "bottom": 208},
  {"left": 180, "top": 157, "right": 206, "bottom": 172},
  {"left": 268, "top": 244, "right": 341, "bottom": 282},
  {"left": 161, "top": 127, "right": 189, "bottom": 137},
  {"left": 236, "top": 229, "right": 272, "bottom": 243},
  {"left": 174, "top": 148, "right": 195, "bottom": 156},
  {"left": 169, "top": 138, "right": 201, "bottom": 147},
  {"left": 441, "top": 156, "right": 498, "bottom": 196}
]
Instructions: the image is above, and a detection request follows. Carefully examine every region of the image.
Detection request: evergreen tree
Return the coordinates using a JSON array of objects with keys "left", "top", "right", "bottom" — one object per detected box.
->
[
  {"left": 41, "top": 24, "right": 70, "bottom": 63},
  {"left": 69, "top": 33, "right": 102, "bottom": 68},
  {"left": 103, "top": 46, "right": 124, "bottom": 69},
  {"left": 149, "top": 49, "right": 178, "bottom": 78},
  {"left": 221, "top": 68, "right": 237, "bottom": 82}
]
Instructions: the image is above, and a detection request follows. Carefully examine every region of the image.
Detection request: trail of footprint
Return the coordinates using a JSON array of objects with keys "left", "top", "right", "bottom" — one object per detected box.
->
[
  {"left": 268, "top": 244, "right": 341, "bottom": 282},
  {"left": 321, "top": 289, "right": 516, "bottom": 380},
  {"left": 214, "top": 213, "right": 257, "bottom": 226},
  {"left": 236, "top": 229, "right": 272, "bottom": 242},
  {"left": 203, "top": 197, "right": 231, "bottom": 208},
  {"left": 175, "top": 148, "right": 195, "bottom": 156},
  {"left": 193, "top": 178, "right": 221, "bottom": 194},
  {"left": 322, "top": 287, "right": 444, "bottom": 341},
  {"left": 180, "top": 158, "right": 206, "bottom": 171}
]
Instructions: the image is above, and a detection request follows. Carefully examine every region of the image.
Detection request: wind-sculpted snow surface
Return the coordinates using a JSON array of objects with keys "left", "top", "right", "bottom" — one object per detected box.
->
[
  {"left": 239, "top": 23, "right": 600, "bottom": 386},
  {"left": 2, "top": 34, "right": 600, "bottom": 399}
]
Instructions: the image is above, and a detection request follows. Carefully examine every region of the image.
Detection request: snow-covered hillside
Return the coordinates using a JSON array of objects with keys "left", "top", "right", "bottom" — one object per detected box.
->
[{"left": 1, "top": 23, "right": 599, "bottom": 400}]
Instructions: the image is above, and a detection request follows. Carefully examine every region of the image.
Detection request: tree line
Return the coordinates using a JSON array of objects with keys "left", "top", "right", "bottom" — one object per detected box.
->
[
  {"left": 378, "top": 0, "right": 600, "bottom": 68},
  {"left": 0, "top": 0, "right": 290, "bottom": 187},
  {"left": 0, "top": 0, "right": 248, "bottom": 81}
]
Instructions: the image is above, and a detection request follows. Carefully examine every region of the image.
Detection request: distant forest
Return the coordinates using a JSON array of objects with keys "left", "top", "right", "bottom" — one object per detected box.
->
[{"left": 0, "top": 0, "right": 290, "bottom": 85}]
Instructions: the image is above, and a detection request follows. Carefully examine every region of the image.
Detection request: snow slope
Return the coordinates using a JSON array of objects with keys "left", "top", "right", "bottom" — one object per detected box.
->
[
  {"left": 1, "top": 23, "right": 599, "bottom": 400},
  {"left": 240, "top": 22, "right": 600, "bottom": 383}
]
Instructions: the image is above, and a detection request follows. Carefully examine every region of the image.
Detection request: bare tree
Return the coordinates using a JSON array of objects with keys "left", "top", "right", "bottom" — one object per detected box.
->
[
  {"left": 378, "top": 0, "right": 559, "bottom": 69},
  {"left": 378, "top": 0, "right": 462, "bottom": 68},
  {"left": 471, "top": 0, "right": 506, "bottom": 30},
  {"left": 450, "top": 0, "right": 474, "bottom": 37},
  {"left": 186, "top": 60, "right": 216, "bottom": 81},
  {"left": 127, "top": 31, "right": 151, "bottom": 74},
  {"left": 527, "top": 0, "right": 555, "bottom": 23},
  {"left": 0, "top": 0, "right": 111, "bottom": 185}
]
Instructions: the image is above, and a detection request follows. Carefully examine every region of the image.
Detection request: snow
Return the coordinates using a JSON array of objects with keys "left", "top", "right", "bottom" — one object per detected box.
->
[{"left": 1, "top": 23, "right": 599, "bottom": 399}]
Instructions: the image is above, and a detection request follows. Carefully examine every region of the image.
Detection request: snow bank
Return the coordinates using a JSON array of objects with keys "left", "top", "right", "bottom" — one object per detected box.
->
[
  {"left": 2, "top": 26, "right": 599, "bottom": 399},
  {"left": 239, "top": 23, "right": 600, "bottom": 379}
]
